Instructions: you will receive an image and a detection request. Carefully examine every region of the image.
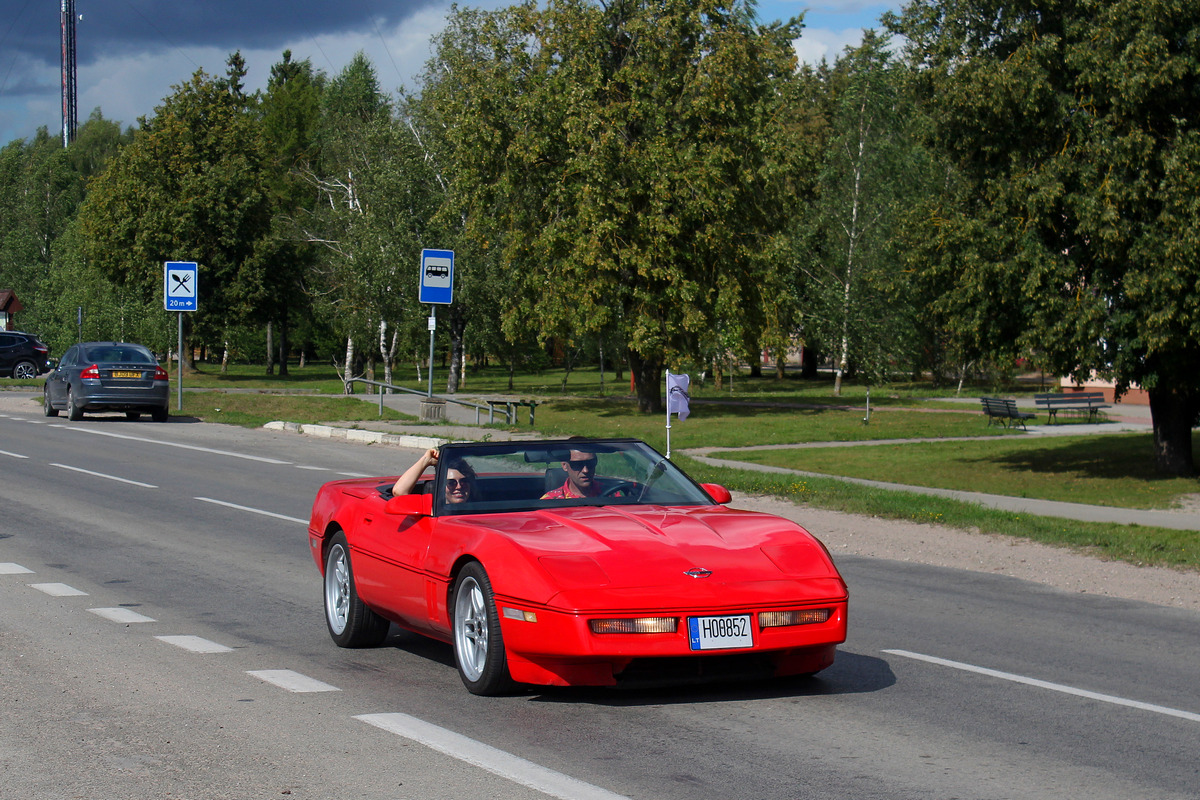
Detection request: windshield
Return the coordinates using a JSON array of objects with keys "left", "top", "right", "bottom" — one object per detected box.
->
[{"left": 430, "top": 439, "right": 716, "bottom": 515}]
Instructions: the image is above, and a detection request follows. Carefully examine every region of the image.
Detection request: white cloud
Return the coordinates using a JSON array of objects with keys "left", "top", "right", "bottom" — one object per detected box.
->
[{"left": 792, "top": 26, "right": 869, "bottom": 66}]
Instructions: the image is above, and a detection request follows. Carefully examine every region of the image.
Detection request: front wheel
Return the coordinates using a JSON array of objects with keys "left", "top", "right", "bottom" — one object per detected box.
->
[
  {"left": 323, "top": 532, "right": 389, "bottom": 648},
  {"left": 452, "top": 562, "right": 514, "bottom": 695}
]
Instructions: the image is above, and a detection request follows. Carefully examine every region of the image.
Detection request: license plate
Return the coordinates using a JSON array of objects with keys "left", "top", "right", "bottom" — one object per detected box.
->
[
  {"left": 111, "top": 370, "right": 141, "bottom": 378},
  {"left": 688, "top": 614, "right": 753, "bottom": 651}
]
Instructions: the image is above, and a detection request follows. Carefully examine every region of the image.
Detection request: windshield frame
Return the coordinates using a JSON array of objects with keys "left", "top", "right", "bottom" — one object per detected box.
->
[{"left": 430, "top": 438, "right": 718, "bottom": 516}]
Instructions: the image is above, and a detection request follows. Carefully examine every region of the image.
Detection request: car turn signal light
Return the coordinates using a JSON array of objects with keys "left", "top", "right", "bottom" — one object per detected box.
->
[{"left": 758, "top": 609, "right": 831, "bottom": 629}]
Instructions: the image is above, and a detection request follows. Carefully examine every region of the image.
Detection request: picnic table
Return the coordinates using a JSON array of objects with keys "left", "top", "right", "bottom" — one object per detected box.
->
[
  {"left": 484, "top": 398, "right": 539, "bottom": 426},
  {"left": 1034, "top": 392, "right": 1110, "bottom": 424},
  {"left": 979, "top": 397, "right": 1036, "bottom": 430}
]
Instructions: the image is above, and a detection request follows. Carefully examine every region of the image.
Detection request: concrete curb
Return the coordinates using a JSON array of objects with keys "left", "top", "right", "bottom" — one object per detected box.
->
[{"left": 263, "top": 421, "right": 445, "bottom": 451}]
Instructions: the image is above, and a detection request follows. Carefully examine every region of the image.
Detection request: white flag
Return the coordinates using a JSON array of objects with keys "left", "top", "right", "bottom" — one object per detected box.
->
[{"left": 666, "top": 372, "right": 690, "bottom": 420}]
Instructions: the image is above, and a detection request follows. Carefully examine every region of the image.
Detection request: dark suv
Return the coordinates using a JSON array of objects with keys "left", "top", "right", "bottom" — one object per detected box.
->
[{"left": 0, "top": 331, "right": 52, "bottom": 379}]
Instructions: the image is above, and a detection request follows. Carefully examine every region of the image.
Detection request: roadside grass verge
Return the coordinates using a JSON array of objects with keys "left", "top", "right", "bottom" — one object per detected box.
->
[
  {"left": 714, "top": 433, "right": 1200, "bottom": 510},
  {"left": 528, "top": 398, "right": 1014, "bottom": 447},
  {"left": 673, "top": 455, "right": 1200, "bottom": 572},
  {"left": 179, "top": 390, "right": 416, "bottom": 427}
]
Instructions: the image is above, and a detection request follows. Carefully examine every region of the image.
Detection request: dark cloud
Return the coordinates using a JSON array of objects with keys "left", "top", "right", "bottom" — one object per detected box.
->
[{"left": 2, "top": 0, "right": 432, "bottom": 70}]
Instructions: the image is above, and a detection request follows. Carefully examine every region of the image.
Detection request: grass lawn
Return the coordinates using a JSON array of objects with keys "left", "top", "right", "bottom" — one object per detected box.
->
[
  {"left": 179, "top": 390, "right": 417, "bottom": 427},
  {"left": 714, "top": 433, "right": 1200, "bottom": 510}
]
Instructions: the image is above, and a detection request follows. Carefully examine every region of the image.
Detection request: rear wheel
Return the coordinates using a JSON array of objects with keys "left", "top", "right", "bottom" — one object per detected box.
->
[
  {"left": 125, "top": 411, "right": 141, "bottom": 420},
  {"left": 323, "top": 532, "right": 389, "bottom": 648},
  {"left": 151, "top": 407, "right": 168, "bottom": 422},
  {"left": 452, "top": 562, "right": 514, "bottom": 695},
  {"left": 12, "top": 360, "right": 37, "bottom": 380},
  {"left": 43, "top": 388, "right": 58, "bottom": 417},
  {"left": 67, "top": 389, "right": 83, "bottom": 421}
]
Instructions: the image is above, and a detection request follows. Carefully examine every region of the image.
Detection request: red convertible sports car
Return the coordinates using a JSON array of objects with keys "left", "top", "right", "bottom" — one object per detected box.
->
[{"left": 307, "top": 438, "right": 848, "bottom": 695}]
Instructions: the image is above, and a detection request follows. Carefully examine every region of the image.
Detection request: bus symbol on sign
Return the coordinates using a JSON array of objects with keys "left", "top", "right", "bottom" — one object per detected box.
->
[{"left": 418, "top": 249, "right": 454, "bottom": 305}]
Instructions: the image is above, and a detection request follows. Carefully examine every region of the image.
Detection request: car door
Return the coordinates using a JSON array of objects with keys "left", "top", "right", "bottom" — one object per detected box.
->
[
  {"left": 351, "top": 494, "right": 437, "bottom": 632},
  {"left": 46, "top": 346, "right": 77, "bottom": 404},
  {"left": 0, "top": 333, "right": 16, "bottom": 375}
]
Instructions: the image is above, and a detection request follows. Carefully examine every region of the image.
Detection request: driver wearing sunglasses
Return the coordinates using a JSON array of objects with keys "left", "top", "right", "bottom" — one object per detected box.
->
[{"left": 541, "top": 449, "right": 609, "bottom": 499}]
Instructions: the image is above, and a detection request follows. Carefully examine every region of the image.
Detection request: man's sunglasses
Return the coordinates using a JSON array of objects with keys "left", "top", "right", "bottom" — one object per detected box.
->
[{"left": 567, "top": 458, "right": 597, "bottom": 471}]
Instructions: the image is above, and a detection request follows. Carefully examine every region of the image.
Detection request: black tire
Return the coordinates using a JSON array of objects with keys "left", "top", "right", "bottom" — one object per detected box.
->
[
  {"left": 12, "top": 360, "right": 37, "bottom": 380},
  {"left": 67, "top": 389, "right": 83, "bottom": 421},
  {"left": 43, "top": 388, "right": 58, "bottom": 417},
  {"left": 323, "top": 532, "right": 389, "bottom": 648},
  {"left": 452, "top": 562, "right": 514, "bottom": 695},
  {"left": 151, "top": 407, "right": 168, "bottom": 422},
  {"left": 125, "top": 411, "right": 141, "bottom": 420}
]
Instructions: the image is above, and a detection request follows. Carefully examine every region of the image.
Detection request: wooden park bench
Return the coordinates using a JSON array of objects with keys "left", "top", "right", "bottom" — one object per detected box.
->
[
  {"left": 1034, "top": 391, "right": 1111, "bottom": 424},
  {"left": 979, "top": 397, "right": 1036, "bottom": 430}
]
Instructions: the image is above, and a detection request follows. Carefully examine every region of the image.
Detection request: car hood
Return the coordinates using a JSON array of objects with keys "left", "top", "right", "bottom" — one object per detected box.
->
[{"left": 442, "top": 504, "right": 847, "bottom": 611}]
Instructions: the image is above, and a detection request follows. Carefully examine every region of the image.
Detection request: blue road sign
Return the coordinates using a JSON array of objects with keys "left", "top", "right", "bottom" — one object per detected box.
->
[
  {"left": 164, "top": 261, "right": 198, "bottom": 311},
  {"left": 419, "top": 249, "right": 454, "bottom": 305}
]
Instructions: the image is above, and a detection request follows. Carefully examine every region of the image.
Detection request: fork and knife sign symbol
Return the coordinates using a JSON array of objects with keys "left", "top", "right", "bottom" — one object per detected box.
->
[{"left": 170, "top": 272, "right": 194, "bottom": 296}]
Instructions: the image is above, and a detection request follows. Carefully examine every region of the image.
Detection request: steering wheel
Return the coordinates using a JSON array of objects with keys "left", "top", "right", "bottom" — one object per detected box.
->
[{"left": 600, "top": 480, "right": 638, "bottom": 498}]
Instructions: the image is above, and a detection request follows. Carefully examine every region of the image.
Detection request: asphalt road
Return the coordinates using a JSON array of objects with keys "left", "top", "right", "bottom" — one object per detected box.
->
[{"left": 2, "top": 400, "right": 1198, "bottom": 800}]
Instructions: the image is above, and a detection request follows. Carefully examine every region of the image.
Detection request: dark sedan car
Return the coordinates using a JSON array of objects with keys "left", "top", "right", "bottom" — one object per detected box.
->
[
  {"left": 0, "top": 330, "right": 51, "bottom": 379},
  {"left": 44, "top": 341, "right": 170, "bottom": 421}
]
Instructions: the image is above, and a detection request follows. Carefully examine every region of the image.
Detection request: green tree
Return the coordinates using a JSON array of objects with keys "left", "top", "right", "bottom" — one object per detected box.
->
[
  {"left": 77, "top": 54, "right": 273, "bottom": 370},
  {"left": 797, "top": 32, "right": 925, "bottom": 395},
  {"left": 889, "top": 0, "right": 1200, "bottom": 474},
  {"left": 430, "top": 0, "right": 803, "bottom": 411}
]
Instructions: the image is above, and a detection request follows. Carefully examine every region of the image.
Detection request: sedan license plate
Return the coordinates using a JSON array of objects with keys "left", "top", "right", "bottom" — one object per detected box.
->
[
  {"left": 688, "top": 614, "right": 753, "bottom": 651},
  {"left": 111, "top": 370, "right": 141, "bottom": 378}
]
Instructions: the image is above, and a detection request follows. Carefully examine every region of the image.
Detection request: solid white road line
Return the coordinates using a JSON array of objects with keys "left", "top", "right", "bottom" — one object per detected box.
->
[
  {"left": 885, "top": 649, "right": 1200, "bottom": 724},
  {"left": 50, "top": 463, "right": 157, "bottom": 488},
  {"left": 155, "top": 635, "right": 233, "bottom": 653},
  {"left": 193, "top": 497, "right": 309, "bottom": 526},
  {"left": 88, "top": 607, "right": 156, "bottom": 624},
  {"left": 29, "top": 582, "right": 88, "bottom": 597},
  {"left": 54, "top": 425, "right": 291, "bottom": 464},
  {"left": 247, "top": 669, "right": 340, "bottom": 693},
  {"left": 0, "top": 563, "right": 35, "bottom": 574},
  {"left": 356, "top": 712, "right": 632, "bottom": 800}
]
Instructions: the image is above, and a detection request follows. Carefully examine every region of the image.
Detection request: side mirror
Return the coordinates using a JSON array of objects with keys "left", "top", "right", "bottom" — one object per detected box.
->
[
  {"left": 385, "top": 493, "right": 433, "bottom": 517},
  {"left": 701, "top": 483, "right": 732, "bottom": 504}
]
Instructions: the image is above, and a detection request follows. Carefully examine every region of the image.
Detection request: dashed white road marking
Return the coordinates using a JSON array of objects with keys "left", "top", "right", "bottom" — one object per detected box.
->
[
  {"left": 295, "top": 465, "right": 329, "bottom": 471},
  {"left": 356, "top": 712, "right": 632, "bottom": 800},
  {"left": 247, "top": 669, "right": 340, "bottom": 693},
  {"left": 0, "top": 563, "right": 35, "bottom": 574},
  {"left": 337, "top": 471, "right": 371, "bottom": 477},
  {"left": 30, "top": 582, "right": 88, "bottom": 597},
  {"left": 50, "top": 463, "right": 157, "bottom": 488},
  {"left": 885, "top": 649, "right": 1200, "bottom": 723},
  {"left": 89, "top": 607, "right": 156, "bottom": 624},
  {"left": 0, "top": 448, "right": 29, "bottom": 458},
  {"left": 194, "top": 497, "right": 309, "bottom": 526},
  {"left": 53, "top": 425, "right": 291, "bottom": 464},
  {"left": 156, "top": 635, "right": 233, "bottom": 653}
]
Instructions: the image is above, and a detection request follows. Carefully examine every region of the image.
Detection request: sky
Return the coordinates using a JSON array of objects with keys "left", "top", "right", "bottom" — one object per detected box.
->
[{"left": 0, "top": 1, "right": 901, "bottom": 147}]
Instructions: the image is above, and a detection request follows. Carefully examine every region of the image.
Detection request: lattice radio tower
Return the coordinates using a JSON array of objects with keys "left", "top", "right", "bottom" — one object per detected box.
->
[{"left": 61, "top": 0, "right": 78, "bottom": 147}]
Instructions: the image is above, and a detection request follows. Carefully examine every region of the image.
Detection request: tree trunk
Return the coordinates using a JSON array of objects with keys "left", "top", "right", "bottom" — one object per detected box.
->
[
  {"left": 265, "top": 321, "right": 275, "bottom": 375},
  {"left": 343, "top": 336, "right": 354, "bottom": 393},
  {"left": 628, "top": 349, "right": 663, "bottom": 413},
  {"left": 278, "top": 319, "right": 289, "bottom": 377},
  {"left": 447, "top": 314, "right": 466, "bottom": 394},
  {"left": 1148, "top": 387, "right": 1198, "bottom": 476}
]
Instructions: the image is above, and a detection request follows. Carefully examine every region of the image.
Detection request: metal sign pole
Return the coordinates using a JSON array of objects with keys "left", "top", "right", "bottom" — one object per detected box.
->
[
  {"left": 177, "top": 313, "right": 183, "bottom": 410},
  {"left": 427, "top": 306, "right": 436, "bottom": 398}
]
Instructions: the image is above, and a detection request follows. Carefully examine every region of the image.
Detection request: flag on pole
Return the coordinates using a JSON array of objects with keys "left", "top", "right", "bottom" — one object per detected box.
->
[{"left": 666, "top": 371, "right": 691, "bottom": 421}]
